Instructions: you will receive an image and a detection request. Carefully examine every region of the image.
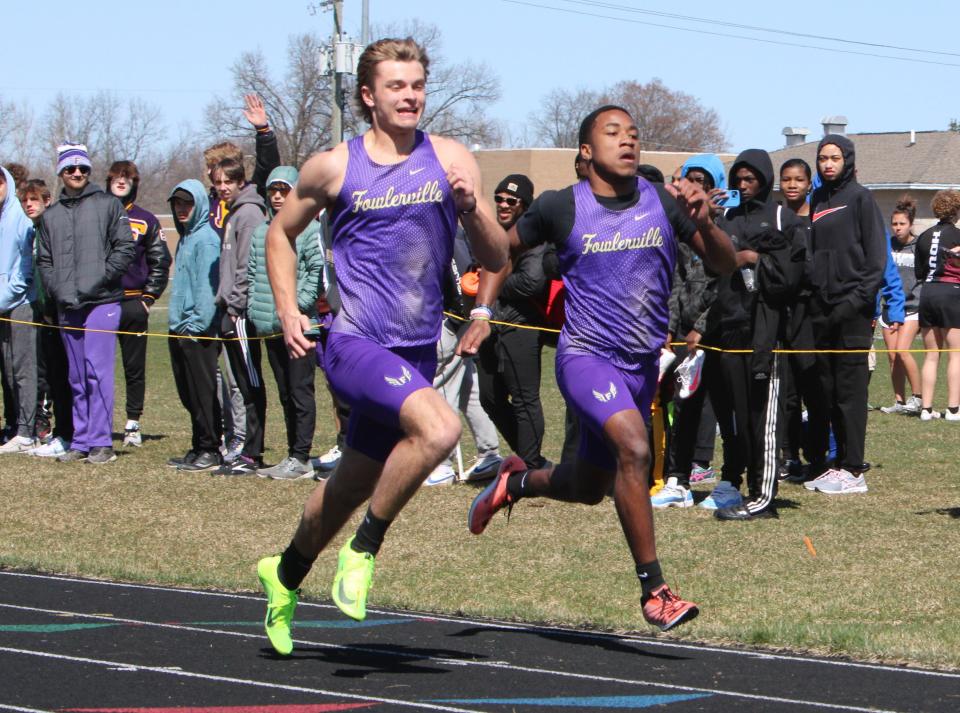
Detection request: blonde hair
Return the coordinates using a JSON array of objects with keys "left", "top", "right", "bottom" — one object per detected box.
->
[
  {"left": 203, "top": 141, "right": 242, "bottom": 170},
  {"left": 354, "top": 37, "right": 429, "bottom": 124}
]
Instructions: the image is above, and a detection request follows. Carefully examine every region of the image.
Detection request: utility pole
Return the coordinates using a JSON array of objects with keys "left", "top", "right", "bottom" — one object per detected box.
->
[
  {"left": 362, "top": 0, "right": 370, "bottom": 45},
  {"left": 313, "top": 0, "right": 365, "bottom": 148},
  {"left": 330, "top": 0, "right": 343, "bottom": 146}
]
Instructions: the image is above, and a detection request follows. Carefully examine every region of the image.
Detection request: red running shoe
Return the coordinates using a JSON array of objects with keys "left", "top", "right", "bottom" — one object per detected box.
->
[
  {"left": 467, "top": 455, "right": 525, "bottom": 535},
  {"left": 642, "top": 584, "right": 699, "bottom": 631}
]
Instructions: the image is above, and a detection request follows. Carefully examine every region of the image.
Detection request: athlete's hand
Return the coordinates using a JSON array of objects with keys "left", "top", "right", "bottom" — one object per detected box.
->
[
  {"left": 887, "top": 321, "right": 901, "bottom": 335},
  {"left": 455, "top": 318, "right": 491, "bottom": 356},
  {"left": 243, "top": 94, "right": 269, "bottom": 129},
  {"left": 667, "top": 177, "right": 712, "bottom": 227},
  {"left": 281, "top": 311, "right": 314, "bottom": 359},
  {"left": 446, "top": 163, "right": 477, "bottom": 215},
  {"left": 685, "top": 329, "right": 702, "bottom": 352}
]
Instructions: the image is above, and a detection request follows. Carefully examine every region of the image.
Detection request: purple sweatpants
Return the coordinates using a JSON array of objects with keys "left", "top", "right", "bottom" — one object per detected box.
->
[{"left": 60, "top": 303, "right": 121, "bottom": 451}]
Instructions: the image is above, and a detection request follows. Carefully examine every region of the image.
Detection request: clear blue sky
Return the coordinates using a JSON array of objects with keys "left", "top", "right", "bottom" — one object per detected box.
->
[{"left": 2, "top": 0, "right": 957, "bottom": 154}]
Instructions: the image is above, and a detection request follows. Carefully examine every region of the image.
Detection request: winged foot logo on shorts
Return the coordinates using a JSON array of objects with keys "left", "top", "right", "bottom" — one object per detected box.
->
[
  {"left": 593, "top": 382, "right": 618, "bottom": 403},
  {"left": 384, "top": 365, "right": 413, "bottom": 387}
]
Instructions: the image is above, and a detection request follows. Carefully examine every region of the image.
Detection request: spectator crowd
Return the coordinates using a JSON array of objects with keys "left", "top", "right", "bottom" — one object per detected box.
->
[{"left": 1, "top": 94, "right": 959, "bottom": 518}]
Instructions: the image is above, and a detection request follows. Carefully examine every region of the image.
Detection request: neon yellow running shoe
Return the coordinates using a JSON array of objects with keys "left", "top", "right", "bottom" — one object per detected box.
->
[
  {"left": 257, "top": 555, "right": 298, "bottom": 655},
  {"left": 331, "top": 536, "right": 375, "bottom": 621}
]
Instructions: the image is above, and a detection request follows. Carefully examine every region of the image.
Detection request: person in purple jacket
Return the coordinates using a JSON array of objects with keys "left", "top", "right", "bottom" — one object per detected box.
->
[
  {"left": 106, "top": 161, "right": 171, "bottom": 447},
  {"left": 254, "top": 37, "right": 508, "bottom": 656}
]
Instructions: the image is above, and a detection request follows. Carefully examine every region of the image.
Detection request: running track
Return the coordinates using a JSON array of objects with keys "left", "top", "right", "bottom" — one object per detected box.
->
[{"left": 0, "top": 570, "right": 956, "bottom": 712}]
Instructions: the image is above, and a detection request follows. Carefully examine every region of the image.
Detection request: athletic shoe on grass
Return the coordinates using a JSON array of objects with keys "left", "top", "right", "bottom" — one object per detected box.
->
[
  {"left": 460, "top": 453, "right": 503, "bottom": 482},
  {"left": 642, "top": 584, "right": 699, "bottom": 631},
  {"left": 0, "top": 435, "right": 38, "bottom": 454},
  {"left": 312, "top": 444, "right": 342, "bottom": 472},
  {"left": 57, "top": 449, "right": 89, "bottom": 463},
  {"left": 425, "top": 463, "right": 456, "bottom": 486},
  {"left": 467, "top": 454, "right": 524, "bottom": 535},
  {"left": 257, "top": 554, "right": 298, "bottom": 655},
  {"left": 258, "top": 456, "right": 314, "bottom": 480},
  {"left": 216, "top": 455, "right": 260, "bottom": 476},
  {"left": 29, "top": 436, "right": 69, "bottom": 458},
  {"left": 86, "top": 446, "right": 117, "bottom": 464},
  {"left": 650, "top": 477, "right": 693, "bottom": 508},
  {"left": 879, "top": 401, "right": 905, "bottom": 414},
  {"left": 123, "top": 420, "right": 142, "bottom": 447},
  {"left": 689, "top": 463, "right": 716, "bottom": 484},
  {"left": 920, "top": 409, "right": 942, "bottom": 421},
  {"left": 814, "top": 469, "right": 867, "bottom": 495},
  {"left": 178, "top": 451, "right": 221, "bottom": 472},
  {"left": 803, "top": 468, "right": 839, "bottom": 491},
  {"left": 331, "top": 536, "right": 375, "bottom": 621}
]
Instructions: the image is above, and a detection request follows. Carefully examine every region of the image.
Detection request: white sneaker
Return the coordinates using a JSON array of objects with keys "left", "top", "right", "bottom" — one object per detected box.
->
[
  {"left": 425, "top": 463, "right": 456, "bottom": 486},
  {"left": 28, "top": 437, "right": 69, "bottom": 458},
  {"left": 902, "top": 395, "right": 922, "bottom": 415},
  {"left": 658, "top": 348, "right": 677, "bottom": 384},
  {"left": 123, "top": 420, "right": 142, "bottom": 447},
  {"left": 698, "top": 480, "right": 742, "bottom": 510},
  {"left": 0, "top": 435, "right": 38, "bottom": 454},
  {"left": 815, "top": 468, "right": 868, "bottom": 494},
  {"left": 920, "top": 409, "right": 942, "bottom": 421},
  {"left": 312, "top": 444, "right": 342, "bottom": 472},
  {"left": 675, "top": 350, "right": 705, "bottom": 399},
  {"left": 461, "top": 453, "right": 503, "bottom": 482},
  {"left": 879, "top": 401, "right": 905, "bottom": 414},
  {"left": 804, "top": 468, "right": 839, "bottom": 491},
  {"left": 651, "top": 476, "right": 693, "bottom": 509},
  {"left": 945, "top": 409, "right": 960, "bottom": 422}
]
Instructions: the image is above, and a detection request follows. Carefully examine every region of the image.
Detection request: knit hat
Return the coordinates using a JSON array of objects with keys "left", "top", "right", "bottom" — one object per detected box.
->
[
  {"left": 56, "top": 143, "right": 92, "bottom": 175},
  {"left": 494, "top": 174, "right": 534, "bottom": 206}
]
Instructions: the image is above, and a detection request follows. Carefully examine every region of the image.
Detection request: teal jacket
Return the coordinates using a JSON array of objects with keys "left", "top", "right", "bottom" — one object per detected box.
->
[
  {"left": 0, "top": 166, "right": 36, "bottom": 311},
  {"left": 168, "top": 180, "right": 220, "bottom": 335},
  {"left": 246, "top": 166, "right": 323, "bottom": 335}
]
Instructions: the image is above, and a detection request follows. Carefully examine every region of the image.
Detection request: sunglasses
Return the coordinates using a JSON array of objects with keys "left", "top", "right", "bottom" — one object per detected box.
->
[
  {"left": 494, "top": 195, "right": 520, "bottom": 207},
  {"left": 63, "top": 165, "right": 90, "bottom": 176},
  {"left": 267, "top": 185, "right": 292, "bottom": 196}
]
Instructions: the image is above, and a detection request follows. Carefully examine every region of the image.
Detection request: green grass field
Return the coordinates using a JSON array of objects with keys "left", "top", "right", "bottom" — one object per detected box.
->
[{"left": 1, "top": 309, "right": 958, "bottom": 670}]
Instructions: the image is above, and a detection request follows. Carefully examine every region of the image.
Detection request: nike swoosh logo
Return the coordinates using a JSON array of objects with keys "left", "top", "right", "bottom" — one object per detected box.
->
[
  {"left": 811, "top": 205, "right": 847, "bottom": 222},
  {"left": 634, "top": 213, "right": 648, "bottom": 221},
  {"left": 337, "top": 578, "right": 356, "bottom": 606},
  {"left": 266, "top": 608, "right": 281, "bottom": 627},
  {"left": 409, "top": 167, "right": 425, "bottom": 176}
]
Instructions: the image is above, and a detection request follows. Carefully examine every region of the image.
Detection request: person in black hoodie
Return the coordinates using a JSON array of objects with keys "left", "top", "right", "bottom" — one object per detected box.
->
[
  {"left": 704, "top": 149, "right": 806, "bottom": 520},
  {"left": 802, "top": 135, "right": 886, "bottom": 495}
]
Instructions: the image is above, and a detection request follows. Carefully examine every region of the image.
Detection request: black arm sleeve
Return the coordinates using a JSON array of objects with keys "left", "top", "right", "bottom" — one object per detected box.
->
[
  {"left": 252, "top": 129, "right": 281, "bottom": 199},
  {"left": 142, "top": 220, "right": 172, "bottom": 300},
  {"left": 516, "top": 187, "right": 575, "bottom": 249},
  {"left": 654, "top": 184, "right": 698, "bottom": 245}
]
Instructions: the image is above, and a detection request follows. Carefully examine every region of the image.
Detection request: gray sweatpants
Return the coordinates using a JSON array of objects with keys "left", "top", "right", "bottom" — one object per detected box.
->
[
  {"left": 434, "top": 319, "right": 500, "bottom": 467},
  {"left": 0, "top": 302, "right": 38, "bottom": 438}
]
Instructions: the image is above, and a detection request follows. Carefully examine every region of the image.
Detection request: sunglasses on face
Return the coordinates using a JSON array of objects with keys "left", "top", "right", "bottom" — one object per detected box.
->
[
  {"left": 63, "top": 165, "right": 90, "bottom": 176},
  {"left": 494, "top": 195, "right": 519, "bottom": 207},
  {"left": 267, "top": 185, "right": 292, "bottom": 196}
]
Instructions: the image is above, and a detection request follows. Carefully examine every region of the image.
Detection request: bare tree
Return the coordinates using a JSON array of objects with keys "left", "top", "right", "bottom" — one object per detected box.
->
[
  {"left": 528, "top": 79, "right": 727, "bottom": 152},
  {"left": 528, "top": 88, "right": 601, "bottom": 148},
  {"left": 205, "top": 33, "right": 333, "bottom": 167},
  {"left": 39, "top": 91, "right": 166, "bottom": 167}
]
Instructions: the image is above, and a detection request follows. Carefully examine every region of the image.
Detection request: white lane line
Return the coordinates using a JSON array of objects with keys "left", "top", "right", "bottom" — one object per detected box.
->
[
  {"left": 2, "top": 570, "right": 957, "bottom": 680},
  {"left": 0, "top": 646, "right": 482, "bottom": 713},
  {"left": 0, "top": 705, "right": 54, "bottom": 713},
  {"left": 0, "top": 603, "right": 909, "bottom": 713}
]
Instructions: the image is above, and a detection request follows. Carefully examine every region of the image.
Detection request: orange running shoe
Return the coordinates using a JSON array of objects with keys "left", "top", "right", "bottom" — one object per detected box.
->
[
  {"left": 467, "top": 455, "right": 525, "bottom": 535},
  {"left": 642, "top": 584, "right": 699, "bottom": 631}
]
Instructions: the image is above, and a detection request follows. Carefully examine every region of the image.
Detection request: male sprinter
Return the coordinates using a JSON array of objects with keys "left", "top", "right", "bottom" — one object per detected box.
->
[
  {"left": 257, "top": 38, "right": 508, "bottom": 655},
  {"left": 460, "top": 106, "right": 736, "bottom": 630}
]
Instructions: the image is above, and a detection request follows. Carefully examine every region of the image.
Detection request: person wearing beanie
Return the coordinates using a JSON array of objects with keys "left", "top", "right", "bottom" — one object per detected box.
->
[
  {"left": 106, "top": 160, "right": 171, "bottom": 448},
  {"left": 473, "top": 173, "right": 551, "bottom": 470},
  {"left": 36, "top": 143, "right": 136, "bottom": 464},
  {"left": 0, "top": 166, "right": 40, "bottom": 454},
  {"left": 802, "top": 135, "right": 886, "bottom": 495}
]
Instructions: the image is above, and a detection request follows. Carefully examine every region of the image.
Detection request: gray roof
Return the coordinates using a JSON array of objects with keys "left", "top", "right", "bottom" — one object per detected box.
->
[{"left": 766, "top": 131, "right": 960, "bottom": 188}]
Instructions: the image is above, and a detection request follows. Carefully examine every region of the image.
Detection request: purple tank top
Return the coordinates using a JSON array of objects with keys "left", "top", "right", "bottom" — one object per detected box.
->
[
  {"left": 329, "top": 131, "right": 457, "bottom": 347},
  {"left": 558, "top": 178, "right": 678, "bottom": 370}
]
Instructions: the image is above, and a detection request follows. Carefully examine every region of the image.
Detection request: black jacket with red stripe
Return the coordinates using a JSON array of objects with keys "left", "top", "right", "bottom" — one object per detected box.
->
[{"left": 809, "top": 134, "right": 886, "bottom": 312}]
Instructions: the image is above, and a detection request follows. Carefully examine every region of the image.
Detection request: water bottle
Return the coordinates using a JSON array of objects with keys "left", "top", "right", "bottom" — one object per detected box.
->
[{"left": 740, "top": 266, "right": 756, "bottom": 292}]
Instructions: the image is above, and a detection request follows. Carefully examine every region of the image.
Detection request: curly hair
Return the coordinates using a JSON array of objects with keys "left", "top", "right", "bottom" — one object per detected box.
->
[{"left": 931, "top": 190, "right": 960, "bottom": 222}]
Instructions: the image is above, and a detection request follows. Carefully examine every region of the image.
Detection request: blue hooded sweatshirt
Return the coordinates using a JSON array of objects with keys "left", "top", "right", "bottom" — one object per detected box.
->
[
  {"left": 167, "top": 179, "right": 220, "bottom": 336},
  {"left": 0, "top": 166, "right": 36, "bottom": 312},
  {"left": 681, "top": 154, "right": 727, "bottom": 192}
]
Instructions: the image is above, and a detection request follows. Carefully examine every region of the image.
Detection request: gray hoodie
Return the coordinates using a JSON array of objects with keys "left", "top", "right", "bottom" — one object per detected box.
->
[{"left": 215, "top": 182, "right": 265, "bottom": 316}]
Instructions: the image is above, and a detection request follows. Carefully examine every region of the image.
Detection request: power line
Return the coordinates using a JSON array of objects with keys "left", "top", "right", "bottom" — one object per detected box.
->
[
  {"left": 502, "top": 0, "right": 960, "bottom": 69},
  {"left": 557, "top": 0, "right": 960, "bottom": 59}
]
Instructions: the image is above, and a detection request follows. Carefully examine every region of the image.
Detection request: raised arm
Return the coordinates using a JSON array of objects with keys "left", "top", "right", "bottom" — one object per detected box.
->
[
  {"left": 667, "top": 177, "right": 737, "bottom": 275},
  {"left": 266, "top": 146, "right": 344, "bottom": 357}
]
